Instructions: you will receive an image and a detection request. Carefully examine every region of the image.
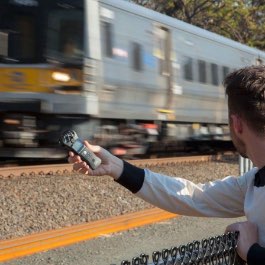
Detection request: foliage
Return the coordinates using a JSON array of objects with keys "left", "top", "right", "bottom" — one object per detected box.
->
[{"left": 132, "top": 0, "right": 265, "bottom": 50}]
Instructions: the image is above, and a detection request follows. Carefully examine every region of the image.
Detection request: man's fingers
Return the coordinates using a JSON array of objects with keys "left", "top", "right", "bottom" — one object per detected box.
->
[
  {"left": 79, "top": 167, "right": 89, "bottom": 175},
  {"left": 68, "top": 147, "right": 99, "bottom": 174},
  {"left": 68, "top": 153, "right": 82, "bottom": 163},
  {"left": 84, "top": 141, "right": 101, "bottom": 153},
  {"left": 225, "top": 223, "right": 240, "bottom": 233},
  {"left": 225, "top": 221, "right": 257, "bottom": 234},
  {"left": 73, "top": 162, "right": 88, "bottom": 172}
]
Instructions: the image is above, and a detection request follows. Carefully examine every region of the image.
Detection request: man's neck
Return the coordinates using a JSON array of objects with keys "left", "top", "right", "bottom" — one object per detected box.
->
[{"left": 247, "top": 135, "right": 265, "bottom": 168}]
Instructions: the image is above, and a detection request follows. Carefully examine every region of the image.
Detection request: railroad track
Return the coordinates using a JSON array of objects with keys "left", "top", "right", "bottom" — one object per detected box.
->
[
  {"left": 0, "top": 153, "right": 236, "bottom": 262},
  {"left": 0, "top": 154, "right": 230, "bottom": 178}
]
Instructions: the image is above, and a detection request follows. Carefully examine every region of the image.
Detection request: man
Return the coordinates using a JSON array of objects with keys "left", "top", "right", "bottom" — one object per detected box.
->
[{"left": 68, "top": 65, "right": 265, "bottom": 264}]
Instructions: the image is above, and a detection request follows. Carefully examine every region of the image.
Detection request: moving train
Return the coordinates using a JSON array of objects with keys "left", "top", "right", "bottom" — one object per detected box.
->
[{"left": 0, "top": 0, "right": 264, "bottom": 160}]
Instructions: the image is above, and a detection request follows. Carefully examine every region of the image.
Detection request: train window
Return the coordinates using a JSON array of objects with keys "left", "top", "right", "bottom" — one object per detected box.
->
[
  {"left": 155, "top": 32, "right": 165, "bottom": 75},
  {"left": 132, "top": 42, "right": 143, "bottom": 71},
  {"left": 46, "top": 5, "right": 84, "bottom": 64},
  {"left": 198, "top": 60, "right": 206, "bottom": 83},
  {"left": 211, "top": 63, "right": 219, "bottom": 85},
  {"left": 183, "top": 56, "right": 193, "bottom": 81},
  {"left": 223, "top": 66, "right": 229, "bottom": 80},
  {"left": 102, "top": 21, "right": 113, "bottom": 58},
  {"left": 0, "top": 12, "right": 38, "bottom": 63},
  {"left": 154, "top": 26, "right": 170, "bottom": 76}
]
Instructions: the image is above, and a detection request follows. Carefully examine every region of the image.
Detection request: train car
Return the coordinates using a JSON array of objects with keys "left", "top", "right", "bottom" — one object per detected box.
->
[{"left": 0, "top": 0, "right": 264, "bottom": 159}]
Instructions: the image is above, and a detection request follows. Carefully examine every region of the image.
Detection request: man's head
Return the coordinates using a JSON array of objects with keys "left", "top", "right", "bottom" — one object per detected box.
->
[{"left": 223, "top": 65, "right": 265, "bottom": 157}]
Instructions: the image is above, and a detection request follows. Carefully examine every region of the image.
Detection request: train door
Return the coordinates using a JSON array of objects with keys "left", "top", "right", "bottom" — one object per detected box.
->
[
  {"left": 0, "top": 2, "right": 41, "bottom": 92},
  {"left": 154, "top": 25, "right": 174, "bottom": 111}
]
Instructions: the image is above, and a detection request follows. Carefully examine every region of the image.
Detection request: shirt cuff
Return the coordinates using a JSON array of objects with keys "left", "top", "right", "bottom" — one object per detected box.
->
[
  {"left": 247, "top": 243, "right": 265, "bottom": 265},
  {"left": 115, "top": 160, "right": 145, "bottom": 193}
]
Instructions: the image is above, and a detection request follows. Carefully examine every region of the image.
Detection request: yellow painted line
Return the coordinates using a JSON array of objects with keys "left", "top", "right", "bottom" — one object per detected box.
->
[{"left": 0, "top": 208, "right": 178, "bottom": 262}]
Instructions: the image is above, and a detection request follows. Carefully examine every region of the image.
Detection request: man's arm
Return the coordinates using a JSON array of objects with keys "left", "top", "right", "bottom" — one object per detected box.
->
[
  {"left": 118, "top": 161, "right": 246, "bottom": 217},
  {"left": 69, "top": 142, "right": 246, "bottom": 218}
]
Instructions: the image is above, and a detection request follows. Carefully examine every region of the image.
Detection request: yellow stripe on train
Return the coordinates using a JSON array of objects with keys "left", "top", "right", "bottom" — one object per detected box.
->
[{"left": 0, "top": 66, "right": 83, "bottom": 93}]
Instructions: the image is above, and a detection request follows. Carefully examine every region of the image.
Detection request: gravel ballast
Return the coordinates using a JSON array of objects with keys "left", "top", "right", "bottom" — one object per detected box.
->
[{"left": 0, "top": 159, "right": 239, "bottom": 240}]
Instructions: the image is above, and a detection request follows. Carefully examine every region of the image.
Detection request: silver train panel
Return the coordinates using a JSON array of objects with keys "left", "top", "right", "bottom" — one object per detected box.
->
[
  {"left": 0, "top": 92, "right": 98, "bottom": 115},
  {"left": 93, "top": 0, "right": 265, "bottom": 124}
]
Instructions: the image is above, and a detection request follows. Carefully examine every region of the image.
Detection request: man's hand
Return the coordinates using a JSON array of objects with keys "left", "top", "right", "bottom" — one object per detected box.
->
[
  {"left": 225, "top": 221, "right": 258, "bottom": 261},
  {"left": 68, "top": 141, "right": 123, "bottom": 180}
]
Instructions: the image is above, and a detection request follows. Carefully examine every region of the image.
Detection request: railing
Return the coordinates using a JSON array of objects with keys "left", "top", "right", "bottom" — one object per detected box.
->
[
  {"left": 118, "top": 232, "right": 245, "bottom": 265},
  {"left": 239, "top": 156, "right": 253, "bottom": 175}
]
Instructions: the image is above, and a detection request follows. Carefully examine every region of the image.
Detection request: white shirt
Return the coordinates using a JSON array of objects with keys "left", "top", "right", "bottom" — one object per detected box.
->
[{"left": 136, "top": 167, "right": 265, "bottom": 246}]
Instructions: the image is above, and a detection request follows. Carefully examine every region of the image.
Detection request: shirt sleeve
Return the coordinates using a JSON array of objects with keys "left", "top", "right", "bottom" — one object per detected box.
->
[
  {"left": 116, "top": 161, "right": 247, "bottom": 218},
  {"left": 247, "top": 243, "right": 265, "bottom": 265}
]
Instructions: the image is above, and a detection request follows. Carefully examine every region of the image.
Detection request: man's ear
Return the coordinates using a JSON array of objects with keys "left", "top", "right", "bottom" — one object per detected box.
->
[{"left": 230, "top": 114, "right": 243, "bottom": 134}]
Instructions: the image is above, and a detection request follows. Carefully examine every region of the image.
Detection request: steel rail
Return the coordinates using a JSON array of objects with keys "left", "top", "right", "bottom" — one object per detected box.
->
[
  {"left": 0, "top": 208, "right": 178, "bottom": 262},
  {"left": 0, "top": 154, "right": 224, "bottom": 178}
]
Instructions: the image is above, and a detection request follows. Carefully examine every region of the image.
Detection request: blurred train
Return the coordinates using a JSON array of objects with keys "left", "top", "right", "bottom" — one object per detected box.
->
[{"left": 0, "top": 0, "right": 264, "bottom": 160}]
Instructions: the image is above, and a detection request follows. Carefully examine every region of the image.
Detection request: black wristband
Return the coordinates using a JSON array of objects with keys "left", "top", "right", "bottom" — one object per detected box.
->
[
  {"left": 115, "top": 160, "right": 145, "bottom": 193},
  {"left": 247, "top": 243, "right": 265, "bottom": 265}
]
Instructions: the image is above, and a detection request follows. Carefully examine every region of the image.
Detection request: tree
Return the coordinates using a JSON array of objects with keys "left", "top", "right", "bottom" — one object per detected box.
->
[
  {"left": 132, "top": 0, "right": 215, "bottom": 23},
  {"left": 132, "top": 0, "right": 265, "bottom": 50},
  {"left": 206, "top": 0, "right": 265, "bottom": 50}
]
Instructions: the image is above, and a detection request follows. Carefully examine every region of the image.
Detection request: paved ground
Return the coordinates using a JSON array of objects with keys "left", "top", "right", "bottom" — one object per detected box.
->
[{"left": 5, "top": 215, "right": 245, "bottom": 265}]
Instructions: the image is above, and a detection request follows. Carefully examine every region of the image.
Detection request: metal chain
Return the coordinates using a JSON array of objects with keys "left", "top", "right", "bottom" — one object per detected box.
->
[{"left": 119, "top": 231, "right": 246, "bottom": 265}]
